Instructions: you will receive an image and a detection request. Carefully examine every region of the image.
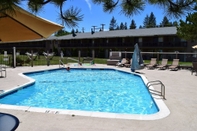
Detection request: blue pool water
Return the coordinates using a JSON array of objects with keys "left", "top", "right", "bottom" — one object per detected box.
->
[{"left": 0, "top": 68, "right": 158, "bottom": 114}]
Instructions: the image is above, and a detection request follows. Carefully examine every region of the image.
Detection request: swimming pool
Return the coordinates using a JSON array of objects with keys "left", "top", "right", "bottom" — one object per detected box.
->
[{"left": 0, "top": 67, "right": 170, "bottom": 120}]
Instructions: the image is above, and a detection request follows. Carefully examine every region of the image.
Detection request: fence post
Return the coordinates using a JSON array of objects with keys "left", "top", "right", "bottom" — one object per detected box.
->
[
  {"left": 13, "top": 47, "right": 16, "bottom": 68},
  {"left": 31, "top": 50, "right": 33, "bottom": 67},
  {"left": 47, "top": 51, "right": 50, "bottom": 66},
  {"left": 78, "top": 50, "right": 81, "bottom": 63},
  {"left": 157, "top": 52, "right": 159, "bottom": 64},
  {"left": 175, "top": 51, "right": 179, "bottom": 59},
  {"left": 92, "top": 49, "right": 95, "bottom": 59}
]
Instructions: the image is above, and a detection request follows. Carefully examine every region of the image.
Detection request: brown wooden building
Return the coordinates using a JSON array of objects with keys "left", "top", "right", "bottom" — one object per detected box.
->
[{"left": 0, "top": 27, "right": 194, "bottom": 58}]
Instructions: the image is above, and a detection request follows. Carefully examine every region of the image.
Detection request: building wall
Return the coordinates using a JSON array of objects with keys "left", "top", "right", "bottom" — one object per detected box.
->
[
  {"left": 0, "top": 33, "right": 190, "bottom": 58},
  {"left": 58, "top": 35, "right": 187, "bottom": 58}
]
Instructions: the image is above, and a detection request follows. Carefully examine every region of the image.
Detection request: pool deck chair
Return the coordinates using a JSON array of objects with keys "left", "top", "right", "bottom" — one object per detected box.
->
[
  {"left": 146, "top": 58, "right": 157, "bottom": 69},
  {"left": 0, "top": 65, "right": 6, "bottom": 78},
  {"left": 124, "top": 59, "right": 132, "bottom": 68},
  {"left": 157, "top": 59, "right": 168, "bottom": 70},
  {"left": 107, "top": 52, "right": 121, "bottom": 65},
  {"left": 116, "top": 58, "right": 128, "bottom": 67},
  {"left": 169, "top": 59, "right": 179, "bottom": 71},
  {"left": 191, "top": 62, "right": 197, "bottom": 75}
]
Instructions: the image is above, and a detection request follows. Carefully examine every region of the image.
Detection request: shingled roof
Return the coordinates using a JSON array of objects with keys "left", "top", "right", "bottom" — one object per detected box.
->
[{"left": 56, "top": 27, "right": 177, "bottom": 40}]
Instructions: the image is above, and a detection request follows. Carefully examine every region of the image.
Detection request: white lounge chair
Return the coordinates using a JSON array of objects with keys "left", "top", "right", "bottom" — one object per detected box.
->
[
  {"left": 146, "top": 58, "right": 157, "bottom": 69},
  {"left": 116, "top": 58, "right": 128, "bottom": 67},
  {"left": 107, "top": 52, "right": 121, "bottom": 65},
  {"left": 169, "top": 59, "right": 179, "bottom": 71},
  {"left": 157, "top": 59, "right": 168, "bottom": 70}
]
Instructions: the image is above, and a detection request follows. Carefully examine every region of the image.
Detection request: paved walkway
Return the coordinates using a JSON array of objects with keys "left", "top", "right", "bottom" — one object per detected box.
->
[{"left": 0, "top": 65, "right": 197, "bottom": 131}]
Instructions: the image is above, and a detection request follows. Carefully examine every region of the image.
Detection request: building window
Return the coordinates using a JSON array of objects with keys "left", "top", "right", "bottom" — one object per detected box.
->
[
  {"left": 138, "top": 38, "right": 142, "bottom": 42},
  {"left": 106, "top": 39, "right": 108, "bottom": 43},
  {"left": 92, "top": 40, "right": 94, "bottom": 47},
  {"left": 122, "top": 38, "right": 125, "bottom": 43},
  {"left": 158, "top": 37, "right": 163, "bottom": 42}
]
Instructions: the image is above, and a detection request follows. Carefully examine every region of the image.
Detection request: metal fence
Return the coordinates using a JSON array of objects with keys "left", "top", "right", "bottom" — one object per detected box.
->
[
  {"left": 0, "top": 51, "right": 196, "bottom": 67},
  {"left": 122, "top": 51, "right": 197, "bottom": 62}
]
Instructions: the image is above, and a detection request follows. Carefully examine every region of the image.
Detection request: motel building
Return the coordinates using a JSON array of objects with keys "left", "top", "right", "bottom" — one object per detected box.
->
[{"left": 0, "top": 26, "right": 196, "bottom": 61}]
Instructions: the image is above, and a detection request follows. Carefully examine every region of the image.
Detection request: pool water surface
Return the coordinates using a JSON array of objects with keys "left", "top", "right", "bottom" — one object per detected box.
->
[{"left": 0, "top": 68, "right": 159, "bottom": 115}]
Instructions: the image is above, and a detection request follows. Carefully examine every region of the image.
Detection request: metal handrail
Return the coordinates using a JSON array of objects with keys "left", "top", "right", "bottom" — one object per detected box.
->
[
  {"left": 59, "top": 59, "right": 65, "bottom": 68},
  {"left": 121, "top": 51, "right": 197, "bottom": 55},
  {"left": 67, "top": 57, "right": 80, "bottom": 63},
  {"left": 146, "top": 80, "right": 165, "bottom": 99}
]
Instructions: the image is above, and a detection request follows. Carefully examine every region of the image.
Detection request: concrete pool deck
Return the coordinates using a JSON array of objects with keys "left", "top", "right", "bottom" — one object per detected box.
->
[{"left": 0, "top": 64, "right": 197, "bottom": 131}]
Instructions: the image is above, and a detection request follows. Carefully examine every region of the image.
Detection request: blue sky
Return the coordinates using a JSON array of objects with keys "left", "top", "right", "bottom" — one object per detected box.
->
[{"left": 20, "top": 0, "right": 183, "bottom": 32}]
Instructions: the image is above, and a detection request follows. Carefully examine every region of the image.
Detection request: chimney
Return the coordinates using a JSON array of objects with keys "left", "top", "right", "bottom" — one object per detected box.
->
[{"left": 101, "top": 24, "right": 105, "bottom": 31}]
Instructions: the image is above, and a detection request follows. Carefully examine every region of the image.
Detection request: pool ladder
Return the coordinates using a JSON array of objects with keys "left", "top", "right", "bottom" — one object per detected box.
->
[{"left": 146, "top": 80, "right": 166, "bottom": 100}]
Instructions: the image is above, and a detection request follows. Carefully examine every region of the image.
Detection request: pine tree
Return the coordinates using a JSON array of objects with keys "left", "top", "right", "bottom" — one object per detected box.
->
[
  {"left": 116, "top": 25, "right": 120, "bottom": 30},
  {"left": 177, "top": 12, "right": 197, "bottom": 41},
  {"left": 148, "top": 12, "right": 156, "bottom": 28},
  {"left": 2, "top": 0, "right": 196, "bottom": 29},
  {"left": 55, "top": 29, "right": 70, "bottom": 36},
  {"left": 129, "top": 19, "right": 136, "bottom": 29},
  {"left": 1, "top": 0, "right": 84, "bottom": 28},
  {"left": 172, "top": 21, "right": 178, "bottom": 26},
  {"left": 92, "top": 0, "right": 195, "bottom": 19},
  {"left": 139, "top": 25, "right": 143, "bottom": 29},
  {"left": 124, "top": 22, "right": 128, "bottom": 29},
  {"left": 143, "top": 12, "right": 157, "bottom": 28},
  {"left": 160, "top": 16, "right": 171, "bottom": 27},
  {"left": 71, "top": 29, "right": 76, "bottom": 37},
  {"left": 143, "top": 15, "right": 149, "bottom": 28},
  {"left": 109, "top": 16, "right": 117, "bottom": 30},
  {"left": 120, "top": 22, "right": 125, "bottom": 30}
]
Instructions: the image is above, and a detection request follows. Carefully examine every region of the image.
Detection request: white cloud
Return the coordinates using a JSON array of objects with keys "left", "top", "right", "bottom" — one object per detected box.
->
[{"left": 85, "top": 0, "right": 91, "bottom": 10}]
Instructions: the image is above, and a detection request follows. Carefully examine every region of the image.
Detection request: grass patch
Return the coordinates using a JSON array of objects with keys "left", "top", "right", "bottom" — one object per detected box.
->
[{"left": 0, "top": 54, "right": 192, "bottom": 66}]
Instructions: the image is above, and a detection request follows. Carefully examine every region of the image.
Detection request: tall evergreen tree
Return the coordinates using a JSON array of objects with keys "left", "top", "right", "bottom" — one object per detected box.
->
[
  {"left": 124, "top": 22, "right": 128, "bottom": 29},
  {"left": 109, "top": 16, "right": 117, "bottom": 30},
  {"left": 177, "top": 12, "right": 197, "bottom": 41},
  {"left": 143, "top": 15, "right": 149, "bottom": 28},
  {"left": 160, "top": 16, "right": 171, "bottom": 27},
  {"left": 55, "top": 29, "right": 70, "bottom": 36},
  {"left": 172, "top": 21, "right": 178, "bottom": 26},
  {"left": 129, "top": 19, "right": 136, "bottom": 29},
  {"left": 116, "top": 25, "right": 120, "bottom": 30},
  {"left": 143, "top": 12, "right": 156, "bottom": 28},
  {"left": 139, "top": 25, "right": 143, "bottom": 29},
  {"left": 148, "top": 12, "right": 156, "bottom": 28},
  {"left": 71, "top": 29, "right": 76, "bottom": 37},
  {"left": 120, "top": 22, "right": 125, "bottom": 30}
]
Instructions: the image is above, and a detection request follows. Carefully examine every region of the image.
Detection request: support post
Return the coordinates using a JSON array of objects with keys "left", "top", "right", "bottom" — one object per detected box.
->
[
  {"left": 92, "top": 49, "right": 95, "bottom": 64},
  {"left": 13, "top": 47, "right": 16, "bottom": 68},
  {"left": 31, "top": 50, "right": 33, "bottom": 67},
  {"left": 92, "top": 49, "right": 95, "bottom": 59},
  {"left": 78, "top": 50, "right": 81, "bottom": 64},
  {"left": 47, "top": 51, "right": 50, "bottom": 66},
  {"left": 157, "top": 52, "right": 159, "bottom": 64}
]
